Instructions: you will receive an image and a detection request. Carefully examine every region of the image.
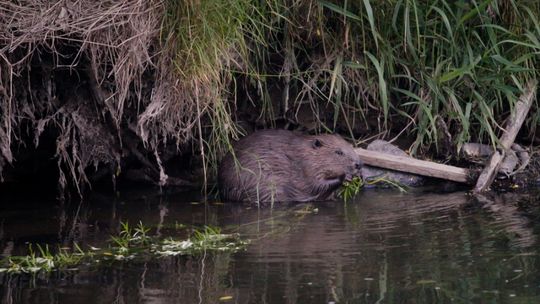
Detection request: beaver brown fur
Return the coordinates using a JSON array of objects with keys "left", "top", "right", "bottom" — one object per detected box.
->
[{"left": 218, "top": 129, "right": 363, "bottom": 203}]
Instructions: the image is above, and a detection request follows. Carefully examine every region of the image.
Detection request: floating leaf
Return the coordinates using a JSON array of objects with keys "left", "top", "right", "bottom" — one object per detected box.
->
[{"left": 219, "top": 296, "right": 233, "bottom": 301}]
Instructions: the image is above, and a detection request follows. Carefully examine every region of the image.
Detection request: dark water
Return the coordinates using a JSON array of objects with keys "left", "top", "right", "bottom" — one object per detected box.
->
[{"left": 1, "top": 188, "right": 540, "bottom": 303}]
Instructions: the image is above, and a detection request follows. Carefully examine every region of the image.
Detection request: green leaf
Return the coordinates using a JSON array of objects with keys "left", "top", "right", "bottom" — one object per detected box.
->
[
  {"left": 365, "top": 51, "right": 389, "bottom": 122},
  {"left": 317, "top": 0, "right": 362, "bottom": 21},
  {"left": 362, "top": 0, "right": 379, "bottom": 49},
  {"left": 459, "top": 0, "right": 494, "bottom": 25}
]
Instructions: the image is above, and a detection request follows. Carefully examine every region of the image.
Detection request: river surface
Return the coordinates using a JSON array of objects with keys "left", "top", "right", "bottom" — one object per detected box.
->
[{"left": 1, "top": 188, "right": 540, "bottom": 303}]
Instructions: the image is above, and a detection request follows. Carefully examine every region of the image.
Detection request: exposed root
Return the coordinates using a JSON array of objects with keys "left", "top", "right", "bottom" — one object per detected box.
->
[{"left": 0, "top": 1, "right": 207, "bottom": 192}]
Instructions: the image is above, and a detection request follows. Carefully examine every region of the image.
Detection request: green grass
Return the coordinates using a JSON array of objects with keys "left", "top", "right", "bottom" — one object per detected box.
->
[
  {"left": 311, "top": 0, "right": 539, "bottom": 153},
  {"left": 338, "top": 176, "right": 408, "bottom": 202},
  {"left": 0, "top": 244, "right": 84, "bottom": 274},
  {"left": 0, "top": 222, "right": 248, "bottom": 275},
  {"left": 338, "top": 177, "right": 365, "bottom": 202},
  {"left": 160, "top": 0, "right": 276, "bottom": 180}
]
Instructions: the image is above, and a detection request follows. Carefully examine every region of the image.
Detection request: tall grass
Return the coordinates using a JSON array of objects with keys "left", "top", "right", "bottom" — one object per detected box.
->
[
  {"left": 310, "top": 0, "right": 540, "bottom": 153},
  {"left": 160, "top": 0, "right": 278, "bottom": 181},
  {"left": 166, "top": 0, "right": 539, "bottom": 163}
]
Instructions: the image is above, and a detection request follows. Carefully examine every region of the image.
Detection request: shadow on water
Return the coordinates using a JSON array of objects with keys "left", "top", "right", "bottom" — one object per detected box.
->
[{"left": 1, "top": 188, "right": 540, "bottom": 303}]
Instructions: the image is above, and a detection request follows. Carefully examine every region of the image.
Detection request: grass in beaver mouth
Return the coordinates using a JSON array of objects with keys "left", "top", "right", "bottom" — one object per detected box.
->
[{"left": 338, "top": 176, "right": 408, "bottom": 202}]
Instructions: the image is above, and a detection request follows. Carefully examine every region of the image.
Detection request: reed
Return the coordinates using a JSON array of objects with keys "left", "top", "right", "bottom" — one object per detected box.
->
[{"left": 310, "top": 0, "right": 540, "bottom": 154}]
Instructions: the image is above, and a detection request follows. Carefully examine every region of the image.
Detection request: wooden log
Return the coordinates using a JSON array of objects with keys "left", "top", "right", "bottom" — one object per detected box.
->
[
  {"left": 474, "top": 80, "right": 537, "bottom": 193},
  {"left": 355, "top": 148, "right": 476, "bottom": 184}
]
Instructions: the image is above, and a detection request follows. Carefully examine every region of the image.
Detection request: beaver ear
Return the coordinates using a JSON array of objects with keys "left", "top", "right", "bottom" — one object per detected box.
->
[{"left": 312, "top": 139, "right": 323, "bottom": 149}]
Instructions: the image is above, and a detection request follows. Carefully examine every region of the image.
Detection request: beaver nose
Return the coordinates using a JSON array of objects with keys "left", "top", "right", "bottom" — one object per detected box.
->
[{"left": 355, "top": 161, "right": 362, "bottom": 170}]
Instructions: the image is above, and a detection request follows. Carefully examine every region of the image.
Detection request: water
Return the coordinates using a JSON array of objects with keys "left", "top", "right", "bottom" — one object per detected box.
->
[{"left": 1, "top": 188, "right": 540, "bottom": 303}]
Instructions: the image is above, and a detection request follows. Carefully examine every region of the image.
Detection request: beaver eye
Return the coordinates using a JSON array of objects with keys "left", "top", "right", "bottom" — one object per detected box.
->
[{"left": 335, "top": 150, "right": 344, "bottom": 156}]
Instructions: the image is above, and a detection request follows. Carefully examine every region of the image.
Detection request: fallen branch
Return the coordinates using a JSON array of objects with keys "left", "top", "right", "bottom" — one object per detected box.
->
[
  {"left": 474, "top": 80, "right": 537, "bottom": 193},
  {"left": 355, "top": 148, "right": 476, "bottom": 184}
]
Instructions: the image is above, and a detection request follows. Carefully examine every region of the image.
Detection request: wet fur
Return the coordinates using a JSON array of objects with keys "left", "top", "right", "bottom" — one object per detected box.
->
[{"left": 218, "top": 130, "right": 362, "bottom": 203}]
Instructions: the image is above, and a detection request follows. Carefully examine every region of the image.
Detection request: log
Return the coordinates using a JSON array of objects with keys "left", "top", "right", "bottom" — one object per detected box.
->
[
  {"left": 355, "top": 148, "right": 476, "bottom": 184},
  {"left": 474, "top": 80, "right": 537, "bottom": 193}
]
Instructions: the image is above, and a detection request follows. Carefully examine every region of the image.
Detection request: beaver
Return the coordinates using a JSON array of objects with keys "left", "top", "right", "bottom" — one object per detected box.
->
[{"left": 218, "top": 129, "right": 363, "bottom": 203}]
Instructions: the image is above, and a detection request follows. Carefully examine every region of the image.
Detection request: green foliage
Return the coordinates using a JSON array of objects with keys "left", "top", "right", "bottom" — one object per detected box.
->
[
  {"left": 338, "top": 176, "right": 409, "bottom": 202},
  {"left": 0, "top": 222, "right": 248, "bottom": 275},
  {"left": 312, "top": 0, "right": 540, "bottom": 152},
  {"left": 110, "top": 221, "right": 152, "bottom": 253},
  {"left": 0, "top": 244, "right": 85, "bottom": 274},
  {"left": 162, "top": 226, "right": 246, "bottom": 254},
  {"left": 166, "top": 0, "right": 540, "bottom": 158},
  {"left": 338, "top": 177, "right": 365, "bottom": 202}
]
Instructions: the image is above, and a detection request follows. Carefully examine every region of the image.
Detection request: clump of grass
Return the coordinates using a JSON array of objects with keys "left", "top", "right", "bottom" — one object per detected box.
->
[
  {"left": 338, "top": 177, "right": 365, "bottom": 202},
  {"left": 0, "top": 244, "right": 85, "bottom": 274},
  {"left": 160, "top": 226, "right": 247, "bottom": 256},
  {"left": 338, "top": 176, "right": 408, "bottom": 202},
  {"left": 152, "top": 0, "right": 274, "bottom": 182},
  {"left": 0, "top": 222, "right": 248, "bottom": 275}
]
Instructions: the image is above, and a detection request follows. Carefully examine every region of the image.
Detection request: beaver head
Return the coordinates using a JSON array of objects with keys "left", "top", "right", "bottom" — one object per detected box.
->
[{"left": 297, "top": 133, "right": 363, "bottom": 196}]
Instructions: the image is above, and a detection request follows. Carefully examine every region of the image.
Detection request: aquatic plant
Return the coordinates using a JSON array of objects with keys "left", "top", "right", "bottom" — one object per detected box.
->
[
  {"left": 160, "top": 226, "right": 246, "bottom": 256},
  {"left": 338, "top": 175, "right": 408, "bottom": 202},
  {"left": 0, "top": 244, "right": 85, "bottom": 274},
  {"left": 0, "top": 222, "right": 248, "bottom": 275},
  {"left": 110, "top": 221, "right": 152, "bottom": 252}
]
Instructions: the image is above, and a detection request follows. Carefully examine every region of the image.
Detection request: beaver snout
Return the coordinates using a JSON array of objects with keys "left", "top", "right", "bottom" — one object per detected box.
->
[{"left": 350, "top": 161, "right": 363, "bottom": 176}]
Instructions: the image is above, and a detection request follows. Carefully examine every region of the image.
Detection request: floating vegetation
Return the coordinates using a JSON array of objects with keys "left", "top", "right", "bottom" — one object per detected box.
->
[
  {"left": 338, "top": 176, "right": 409, "bottom": 202},
  {"left": 0, "top": 222, "right": 248, "bottom": 275},
  {"left": 0, "top": 244, "right": 85, "bottom": 274},
  {"left": 292, "top": 205, "right": 319, "bottom": 216},
  {"left": 365, "top": 176, "right": 409, "bottom": 193},
  {"left": 159, "top": 226, "right": 247, "bottom": 256}
]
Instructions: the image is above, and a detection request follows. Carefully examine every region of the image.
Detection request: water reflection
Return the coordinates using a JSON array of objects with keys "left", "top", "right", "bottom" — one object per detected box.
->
[{"left": 1, "top": 189, "right": 540, "bottom": 303}]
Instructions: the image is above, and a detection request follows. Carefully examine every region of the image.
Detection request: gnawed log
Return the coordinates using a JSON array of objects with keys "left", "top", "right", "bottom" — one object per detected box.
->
[
  {"left": 355, "top": 148, "right": 476, "bottom": 184},
  {"left": 474, "top": 80, "right": 537, "bottom": 193}
]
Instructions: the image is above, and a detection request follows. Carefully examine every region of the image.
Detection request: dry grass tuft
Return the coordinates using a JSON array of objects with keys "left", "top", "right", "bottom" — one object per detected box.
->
[{"left": 0, "top": 0, "right": 165, "bottom": 192}]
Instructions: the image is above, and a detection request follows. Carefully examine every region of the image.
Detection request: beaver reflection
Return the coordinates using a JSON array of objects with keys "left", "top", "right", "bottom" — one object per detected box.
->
[{"left": 218, "top": 129, "right": 363, "bottom": 203}]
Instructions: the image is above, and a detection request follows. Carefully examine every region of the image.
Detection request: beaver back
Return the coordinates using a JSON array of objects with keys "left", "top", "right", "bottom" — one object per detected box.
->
[{"left": 218, "top": 129, "right": 362, "bottom": 203}]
